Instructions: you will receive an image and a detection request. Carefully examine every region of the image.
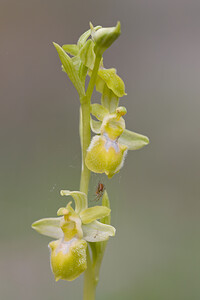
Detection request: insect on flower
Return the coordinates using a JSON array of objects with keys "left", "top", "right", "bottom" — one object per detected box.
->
[{"left": 93, "top": 182, "right": 105, "bottom": 202}]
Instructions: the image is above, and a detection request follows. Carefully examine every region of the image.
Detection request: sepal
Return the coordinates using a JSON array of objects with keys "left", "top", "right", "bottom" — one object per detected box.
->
[
  {"left": 119, "top": 129, "right": 149, "bottom": 150},
  {"left": 90, "top": 118, "right": 102, "bottom": 134},
  {"left": 60, "top": 190, "right": 88, "bottom": 214},
  {"left": 97, "top": 68, "right": 126, "bottom": 97},
  {"left": 82, "top": 220, "right": 115, "bottom": 242},
  {"left": 31, "top": 217, "right": 63, "bottom": 239}
]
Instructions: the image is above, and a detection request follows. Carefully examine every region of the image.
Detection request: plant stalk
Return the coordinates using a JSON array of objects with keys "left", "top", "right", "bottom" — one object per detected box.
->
[
  {"left": 79, "top": 54, "right": 102, "bottom": 299},
  {"left": 83, "top": 248, "right": 97, "bottom": 300},
  {"left": 80, "top": 54, "right": 101, "bottom": 195}
]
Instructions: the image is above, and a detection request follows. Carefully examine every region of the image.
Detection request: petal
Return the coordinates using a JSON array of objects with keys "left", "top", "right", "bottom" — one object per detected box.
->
[
  {"left": 60, "top": 190, "right": 88, "bottom": 213},
  {"left": 91, "top": 103, "right": 109, "bottom": 121},
  {"left": 80, "top": 206, "right": 111, "bottom": 224},
  {"left": 90, "top": 117, "right": 102, "bottom": 134},
  {"left": 119, "top": 129, "right": 149, "bottom": 150},
  {"left": 57, "top": 202, "right": 75, "bottom": 216},
  {"left": 82, "top": 220, "right": 116, "bottom": 242},
  {"left": 98, "top": 68, "right": 126, "bottom": 98},
  {"left": 32, "top": 217, "right": 63, "bottom": 239}
]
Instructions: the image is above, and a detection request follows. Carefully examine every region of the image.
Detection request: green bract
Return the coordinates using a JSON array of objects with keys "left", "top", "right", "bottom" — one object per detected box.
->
[
  {"left": 32, "top": 190, "right": 115, "bottom": 281},
  {"left": 54, "top": 25, "right": 101, "bottom": 96},
  {"left": 53, "top": 43, "right": 86, "bottom": 98}
]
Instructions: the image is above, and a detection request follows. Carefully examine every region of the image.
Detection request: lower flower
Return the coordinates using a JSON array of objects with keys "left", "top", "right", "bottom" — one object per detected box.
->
[{"left": 32, "top": 190, "right": 115, "bottom": 281}]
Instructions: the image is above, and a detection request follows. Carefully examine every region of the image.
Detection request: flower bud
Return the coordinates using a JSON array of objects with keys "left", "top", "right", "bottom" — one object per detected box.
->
[
  {"left": 85, "top": 135, "right": 127, "bottom": 178},
  {"left": 49, "top": 238, "right": 87, "bottom": 281},
  {"left": 91, "top": 22, "right": 121, "bottom": 55}
]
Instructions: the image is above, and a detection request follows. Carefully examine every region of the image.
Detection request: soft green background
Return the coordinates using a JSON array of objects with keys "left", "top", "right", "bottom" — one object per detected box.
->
[{"left": 1, "top": 0, "right": 200, "bottom": 299}]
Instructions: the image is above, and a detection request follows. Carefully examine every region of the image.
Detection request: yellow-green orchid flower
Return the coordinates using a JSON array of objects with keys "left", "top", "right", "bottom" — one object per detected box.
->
[
  {"left": 32, "top": 190, "right": 115, "bottom": 281},
  {"left": 85, "top": 93, "right": 149, "bottom": 178}
]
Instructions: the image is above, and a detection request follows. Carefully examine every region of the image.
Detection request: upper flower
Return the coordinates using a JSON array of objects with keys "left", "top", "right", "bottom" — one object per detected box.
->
[{"left": 85, "top": 98, "right": 149, "bottom": 178}]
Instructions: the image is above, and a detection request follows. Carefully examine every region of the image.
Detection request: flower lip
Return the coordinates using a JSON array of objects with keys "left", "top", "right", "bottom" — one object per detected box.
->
[
  {"left": 49, "top": 238, "right": 87, "bottom": 281},
  {"left": 103, "top": 132, "right": 120, "bottom": 152},
  {"left": 53, "top": 237, "right": 78, "bottom": 255},
  {"left": 85, "top": 134, "right": 128, "bottom": 178}
]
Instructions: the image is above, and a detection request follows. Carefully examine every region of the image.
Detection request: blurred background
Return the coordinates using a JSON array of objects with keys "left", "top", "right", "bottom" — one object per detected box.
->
[{"left": 1, "top": 0, "right": 200, "bottom": 299}]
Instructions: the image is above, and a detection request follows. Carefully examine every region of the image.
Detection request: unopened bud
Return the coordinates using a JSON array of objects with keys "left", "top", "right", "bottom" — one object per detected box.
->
[{"left": 91, "top": 22, "right": 121, "bottom": 55}]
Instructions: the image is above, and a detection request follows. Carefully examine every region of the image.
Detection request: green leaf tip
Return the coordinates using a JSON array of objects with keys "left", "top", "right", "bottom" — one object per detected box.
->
[{"left": 53, "top": 42, "right": 85, "bottom": 98}]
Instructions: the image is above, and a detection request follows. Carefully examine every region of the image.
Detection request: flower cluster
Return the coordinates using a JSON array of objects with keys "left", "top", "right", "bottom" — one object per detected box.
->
[{"left": 32, "top": 23, "right": 149, "bottom": 286}]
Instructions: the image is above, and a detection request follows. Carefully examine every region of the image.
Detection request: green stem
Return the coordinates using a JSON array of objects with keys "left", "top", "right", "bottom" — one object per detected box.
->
[
  {"left": 79, "top": 54, "right": 101, "bottom": 194},
  {"left": 79, "top": 101, "right": 91, "bottom": 195},
  {"left": 79, "top": 54, "right": 102, "bottom": 299},
  {"left": 83, "top": 248, "right": 97, "bottom": 300},
  {"left": 94, "top": 242, "right": 107, "bottom": 283}
]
